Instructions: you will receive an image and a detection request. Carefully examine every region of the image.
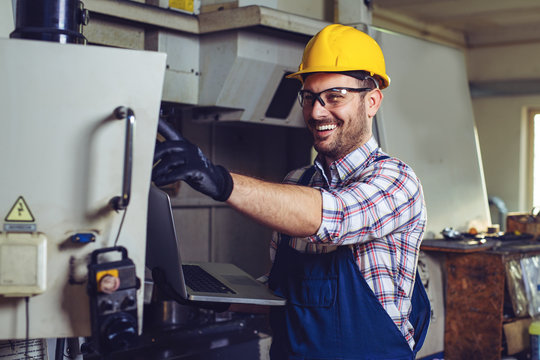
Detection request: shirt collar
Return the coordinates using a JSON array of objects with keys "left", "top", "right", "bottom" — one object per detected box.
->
[{"left": 314, "top": 137, "right": 379, "bottom": 183}]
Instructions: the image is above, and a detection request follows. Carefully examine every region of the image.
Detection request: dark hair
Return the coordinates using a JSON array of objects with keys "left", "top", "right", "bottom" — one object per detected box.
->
[
  {"left": 340, "top": 71, "right": 379, "bottom": 88},
  {"left": 339, "top": 70, "right": 371, "bottom": 80}
]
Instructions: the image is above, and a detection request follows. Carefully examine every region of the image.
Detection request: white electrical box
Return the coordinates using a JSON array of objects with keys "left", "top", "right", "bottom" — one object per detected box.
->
[{"left": 0, "top": 233, "right": 47, "bottom": 297}]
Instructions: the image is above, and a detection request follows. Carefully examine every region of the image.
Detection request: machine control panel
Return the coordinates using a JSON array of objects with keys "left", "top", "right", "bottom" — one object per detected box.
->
[{"left": 87, "top": 246, "right": 139, "bottom": 355}]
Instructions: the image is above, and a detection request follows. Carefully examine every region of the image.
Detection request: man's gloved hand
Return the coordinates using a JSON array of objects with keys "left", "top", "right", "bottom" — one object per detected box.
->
[{"left": 152, "top": 120, "right": 233, "bottom": 202}]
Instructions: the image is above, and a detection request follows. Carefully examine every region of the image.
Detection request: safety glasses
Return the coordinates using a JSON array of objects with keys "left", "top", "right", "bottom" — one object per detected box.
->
[{"left": 298, "top": 87, "right": 373, "bottom": 108}]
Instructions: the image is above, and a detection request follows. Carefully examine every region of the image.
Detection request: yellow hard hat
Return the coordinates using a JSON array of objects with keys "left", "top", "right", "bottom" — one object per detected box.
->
[{"left": 287, "top": 24, "right": 390, "bottom": 89}]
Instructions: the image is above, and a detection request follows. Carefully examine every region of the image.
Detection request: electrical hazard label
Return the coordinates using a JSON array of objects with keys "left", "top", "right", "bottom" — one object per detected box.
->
[{"left": 5, "top": 196, "right": 35, "bottom": 222}]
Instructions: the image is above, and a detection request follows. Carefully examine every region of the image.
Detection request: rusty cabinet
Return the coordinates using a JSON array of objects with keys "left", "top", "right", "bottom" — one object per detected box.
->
[
  {"left": 421, "top": 241, "right": 540, "bottom": 360},
  {"left": 444, "top": 251, "right": 506, "bottom": 359}
]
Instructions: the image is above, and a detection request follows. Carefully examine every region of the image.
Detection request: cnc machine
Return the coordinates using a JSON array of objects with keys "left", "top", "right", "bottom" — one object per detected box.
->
[{"left": 0, "top": 0, "right": 166, "bottom": 357}]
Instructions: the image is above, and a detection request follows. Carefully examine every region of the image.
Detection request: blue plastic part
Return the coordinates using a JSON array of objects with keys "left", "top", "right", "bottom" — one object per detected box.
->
[{"left": 71, "top": 233, "right": 96, "bottom": 243}]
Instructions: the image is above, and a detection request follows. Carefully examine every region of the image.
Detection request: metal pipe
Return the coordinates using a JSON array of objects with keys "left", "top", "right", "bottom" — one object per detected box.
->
[{"left": 489, "top": 196, "right": 508, "bottom": 231}]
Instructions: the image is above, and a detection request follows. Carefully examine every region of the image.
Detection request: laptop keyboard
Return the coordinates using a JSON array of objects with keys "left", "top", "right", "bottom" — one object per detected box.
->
[{"left": 182, "top": 264, "right": 236, "bottom": 294}]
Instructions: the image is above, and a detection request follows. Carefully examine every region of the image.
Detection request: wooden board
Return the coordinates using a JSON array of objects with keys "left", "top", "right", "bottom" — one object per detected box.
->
[{"left": 444, "top": 252, "right": 506, "bottom": 359}]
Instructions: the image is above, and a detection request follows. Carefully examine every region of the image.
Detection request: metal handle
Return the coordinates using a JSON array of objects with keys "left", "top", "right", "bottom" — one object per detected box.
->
[
  {"left": 111, "top": 106, "right": 135, "bottom": 211},
  {"left": 91, "top": 246, "right": 128, "bottom": 265}
]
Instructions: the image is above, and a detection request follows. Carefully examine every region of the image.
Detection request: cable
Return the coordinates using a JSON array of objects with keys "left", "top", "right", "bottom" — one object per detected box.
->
[
  {"left": 24, "top": 297, "right": 38, "bottom": 360},
  {"left": 25, "top": 297, "right": 29, "bottom": 359},
  {"left": 20, "top": 297, "right": 43, "bottom": 360},
  {"left": 113, "top": 207, "right": 128, "bottom": 247}
]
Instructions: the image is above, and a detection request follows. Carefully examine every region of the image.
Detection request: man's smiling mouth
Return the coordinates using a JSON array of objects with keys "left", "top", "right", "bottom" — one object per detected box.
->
[{"left": 316, "top": 124, "right": 337, "bottom": 131}]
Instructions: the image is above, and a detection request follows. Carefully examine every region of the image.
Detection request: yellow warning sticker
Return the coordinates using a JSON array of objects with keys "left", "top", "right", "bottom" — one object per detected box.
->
[
  {"left": 169, "top": 0, "right": 194, "bottom": 12},
  {"left": 5, "top": 196, "right": 35, "bottom": 222}
]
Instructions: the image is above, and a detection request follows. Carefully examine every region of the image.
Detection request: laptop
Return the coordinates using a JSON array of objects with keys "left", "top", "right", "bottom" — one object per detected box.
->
[{"left": 146, "top": 185, "right": 286, "bottom": 306}]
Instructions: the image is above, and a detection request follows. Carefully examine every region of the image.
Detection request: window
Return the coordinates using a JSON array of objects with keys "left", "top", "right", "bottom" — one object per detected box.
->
[
  {"left": 265, "top": 72, "right": 302, "bottom": 120},
  {"left": 531, "top": 111, "right": 540, "bottom": 208}
]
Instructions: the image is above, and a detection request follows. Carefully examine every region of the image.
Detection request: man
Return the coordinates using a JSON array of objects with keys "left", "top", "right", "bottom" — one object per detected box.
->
[{"left": 153, "top": 24, "right": 430, "bottom": 359}]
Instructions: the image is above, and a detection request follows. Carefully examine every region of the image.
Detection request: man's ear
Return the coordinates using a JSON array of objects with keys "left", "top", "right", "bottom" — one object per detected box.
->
[{"left": 366, "top": 89, "right": 383, "bottom": 118}]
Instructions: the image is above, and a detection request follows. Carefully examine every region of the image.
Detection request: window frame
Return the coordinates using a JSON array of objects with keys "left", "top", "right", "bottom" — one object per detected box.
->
[{"left": 528, "top": 108, "right": 540, "bottom": 210}]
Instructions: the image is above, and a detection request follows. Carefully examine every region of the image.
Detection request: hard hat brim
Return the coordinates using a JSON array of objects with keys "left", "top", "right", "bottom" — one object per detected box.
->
[{"left": 286, "top": 69, "right": 390, "bottom": 89}]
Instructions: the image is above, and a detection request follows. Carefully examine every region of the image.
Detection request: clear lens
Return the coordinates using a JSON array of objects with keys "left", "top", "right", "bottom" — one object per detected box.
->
[
  {"left": 298, "top": 91, "right": 315, "bottom": 107},
  {"left": 298, "top": 87, "right": 371, "bottom": 108},
  {"left": 321, "top": 89, "right": 348, "bottom": 106}
]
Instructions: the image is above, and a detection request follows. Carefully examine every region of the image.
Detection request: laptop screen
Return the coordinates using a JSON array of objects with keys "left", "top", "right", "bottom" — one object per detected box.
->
[{"left": 146, "top": 186, "right": 188, "bottom": 299}]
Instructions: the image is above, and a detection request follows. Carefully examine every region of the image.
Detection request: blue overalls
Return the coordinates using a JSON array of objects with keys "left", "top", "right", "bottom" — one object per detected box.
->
[{"left": 267, "top": 165, "right": 430, "bottom": 360}]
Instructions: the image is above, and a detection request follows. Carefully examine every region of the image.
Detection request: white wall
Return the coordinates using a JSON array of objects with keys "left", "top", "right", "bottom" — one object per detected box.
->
[
  {"left": 468, "top": 43, "right": 540, "bottom": 83},
  {"left": 379, "top": 31, "right": 490, "bottom": 236},
  {"left": 277, "top": 0, "right": 330, "bottom": 21},
  {"left": 201, "top": 0, "right": 331, "bottom": 21},
  {"left": 473, "top": 95, "right": 540, "bottom": 212},
  {"left": 468, "top": 42, "right": 540, "bottom": 214}
]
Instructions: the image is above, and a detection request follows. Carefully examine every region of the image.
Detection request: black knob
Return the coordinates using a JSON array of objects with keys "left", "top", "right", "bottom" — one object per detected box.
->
[
  {"left": 101, "top": 313, "right": 138, "bottom": 351},
  {"left": 99, "top": 300, "right": 114, "bottom": 313},
  {"left": 121, "top": 296, "right": 136, "bottom": 310}
]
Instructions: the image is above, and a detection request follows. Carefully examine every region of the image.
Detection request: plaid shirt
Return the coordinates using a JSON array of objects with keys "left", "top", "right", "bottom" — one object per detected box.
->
[{"left": 270, "top": 137, "right": 427, "bottom": 349}]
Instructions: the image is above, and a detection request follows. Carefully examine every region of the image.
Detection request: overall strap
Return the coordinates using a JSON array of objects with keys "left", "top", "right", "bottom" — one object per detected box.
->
[
  {"left": 298, "top": 165, "right": 317, "bottom": 186},
  {"left": 373, "top": 154, "right": 389, "bottom": 162}
]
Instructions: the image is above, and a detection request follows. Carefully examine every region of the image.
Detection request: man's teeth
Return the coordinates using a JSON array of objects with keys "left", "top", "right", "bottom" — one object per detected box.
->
[{"left": 317, "top": 124, "right": 337, "bottom": 131}]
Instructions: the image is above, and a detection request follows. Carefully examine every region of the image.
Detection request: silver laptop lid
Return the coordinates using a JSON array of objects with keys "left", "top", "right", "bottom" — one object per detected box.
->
[
  {"left": 146, "top": 185, "right": 285, "bottom": 306},
  {"left": 146, "top": 186, "right": 189, "bottom": 299}
]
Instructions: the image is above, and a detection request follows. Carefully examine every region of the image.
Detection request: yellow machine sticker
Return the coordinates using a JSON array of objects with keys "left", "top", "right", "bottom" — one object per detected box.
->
[
  {"left": 169, "top": 0, "right": 194, "bottom": 12},
  {"left": 5, "top": 196, "right": 35, "bottom": 222},
  {"left": 96, "top": 269, "right": 119, "bottom": 283}
]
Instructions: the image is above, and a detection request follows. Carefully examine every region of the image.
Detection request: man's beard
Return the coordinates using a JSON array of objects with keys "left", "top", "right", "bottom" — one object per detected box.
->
[
  {"left": 313, "top": 124, "right": 370, "bottom": 160},
  {"left": 309, "top": 105, "right": 371, "bottom": 161}
]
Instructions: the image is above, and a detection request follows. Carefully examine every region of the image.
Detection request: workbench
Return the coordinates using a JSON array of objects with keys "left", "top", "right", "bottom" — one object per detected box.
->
[{"left": 421, "top": 239, "right": 540, "bottom": 360}]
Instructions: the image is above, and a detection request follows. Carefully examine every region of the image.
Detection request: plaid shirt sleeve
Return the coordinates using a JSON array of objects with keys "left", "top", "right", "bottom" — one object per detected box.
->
[{"left": 310, "top": 158, "right": 425, "bottom": 246}]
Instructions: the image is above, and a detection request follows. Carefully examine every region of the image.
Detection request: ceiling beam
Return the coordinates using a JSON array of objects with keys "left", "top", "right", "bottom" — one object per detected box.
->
[{"left": 372, "top": 7, "right": 466, "bottom": 49}]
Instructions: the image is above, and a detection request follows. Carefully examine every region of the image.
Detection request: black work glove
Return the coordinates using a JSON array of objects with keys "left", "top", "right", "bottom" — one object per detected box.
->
[{"left": 152, "top": 120, "right": 233, "bottom": 202}]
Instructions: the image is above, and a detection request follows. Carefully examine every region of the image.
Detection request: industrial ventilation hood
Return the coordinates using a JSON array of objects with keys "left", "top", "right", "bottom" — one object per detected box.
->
[{"left": 146, "top": 6, "right": 328, "bottom": 127}]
